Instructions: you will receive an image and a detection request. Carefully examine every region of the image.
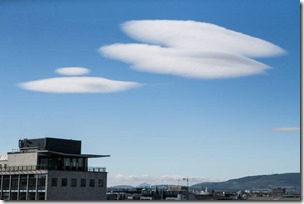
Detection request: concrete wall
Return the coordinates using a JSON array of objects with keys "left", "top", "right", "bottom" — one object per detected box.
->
[
  {"left": 7, "top": 152, "right": 38, "bottom": 167},
  {"left": 47, "top": 170, "right": 107, "bottom": 200},
  {"left": 0, "top": 160, "right": 7, "bottom": 167}
]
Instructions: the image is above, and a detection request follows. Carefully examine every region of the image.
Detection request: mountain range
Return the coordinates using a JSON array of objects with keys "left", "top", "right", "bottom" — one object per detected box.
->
[
  {"left": 191, "top": 173, "right": 300, "bottom": 192},
  {"left": 109, "top": 173, "right": 300, "bottom": 192}
]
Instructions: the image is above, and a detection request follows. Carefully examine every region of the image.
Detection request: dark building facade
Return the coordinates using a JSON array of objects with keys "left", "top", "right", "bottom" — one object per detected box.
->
[{"left": 0, "top": 137, "right": 110, "bottom": 200}]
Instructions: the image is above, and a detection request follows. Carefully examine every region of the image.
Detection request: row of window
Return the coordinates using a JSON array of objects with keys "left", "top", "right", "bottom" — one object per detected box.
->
[
  {"left": 0, "top": 174, "right": 46, "bottom": 190},
  {"left": 51, "top": 178, "right": 103, "bottom": 188},
  {"left": 39, "top": 157, "right": 84, "bottom": 168},
  {"left": 1, "top": 192, "right": 45, "bottom": 200}
]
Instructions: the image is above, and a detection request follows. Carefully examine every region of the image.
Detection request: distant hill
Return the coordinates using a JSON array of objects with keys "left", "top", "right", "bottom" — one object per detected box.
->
[
  {"left": 137, "top": 182, "right": 151, "bottom": 188},
  {"left": 110, "top": 185, "right": 135, "bottom": 190},
  {"left": 191, "top": 173, "right": 300, "bottom": 192}
]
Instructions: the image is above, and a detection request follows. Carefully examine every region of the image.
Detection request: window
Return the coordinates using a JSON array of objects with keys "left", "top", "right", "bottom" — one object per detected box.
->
[
  {"left": 19, "top": 192, "right": 26, "bottom": 200},
  {"left": 29, "top": 192, "right": 36, "bottom": 200},
  {"left": 64, "top": 158, "right": 71, "bottom": 170},
  {"left": 20, "top": 175, "right": 28, "bottom": 190},
  {"left": 39, "top": 158, "right": 48, "bottom": 169},
  {"left": 28, "top": 175, "right": 36, "bottom": 190},
  {"left": 98, "top": 179, "right": 103, "bottom": 187},
  {"left": 2, "top": 192, "right": 9, "bottom": 200},
  {"left": 80, "top": 179, "right": 86, "bottom": 187},
  {"left": 89, "top": 179, "right": 95, "bottom": 187},
  {"left": 71, "top": 178, "right": 77, "bottom": 187},
  {"left": 78, "top": 158, "right": 83, "bottom": 167},
  {"left": 51, "top": 178, "right": 58, "bottom": 186},
  {"left": 72, "top": 158, "right": 77, "bottom": 167},
  {"left": 38, "top": 174, "right": 46, "bottom": 190},
  {"left": 11, "top": 192, "right": 18, "bottom": 200},
  {"left": 38, "top": 192, "right": 45, "bottom": 200},
  {"left": 61, "top": 178, "right": 67, "bottom": 187},
  {"left": 2, "top": 176, "right": 10, "bottom": 190},
  {"left": 11, "top": 175, "right": 18, "bottom": 190}
]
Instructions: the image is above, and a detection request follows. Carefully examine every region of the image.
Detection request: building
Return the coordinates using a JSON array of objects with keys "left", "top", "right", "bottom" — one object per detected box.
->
[
  {"left": 272, "top": 187, "right": 286, "bottom": 196},
  {"left": 0, "top": 137, "right": 110, "bottom": 200}
]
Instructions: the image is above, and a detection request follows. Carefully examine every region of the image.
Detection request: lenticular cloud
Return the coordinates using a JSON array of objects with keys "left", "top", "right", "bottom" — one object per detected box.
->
[
  {"left": 19, "top": 77, "right": 141, "bottom": 93},
  {"left": 55, "top": 67, "right": 91, "bottom": 76},
  {"left": 100, "top": 20, "right": 285, "bottom": 79},
  {"left": 121, "top": 20, "right": 284, "bottom": 58}
]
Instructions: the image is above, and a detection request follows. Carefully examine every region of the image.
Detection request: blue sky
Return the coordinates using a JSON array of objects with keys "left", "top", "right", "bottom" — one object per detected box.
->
[{"left": 0, "top": 0, "right": 300, "bottom": 186}]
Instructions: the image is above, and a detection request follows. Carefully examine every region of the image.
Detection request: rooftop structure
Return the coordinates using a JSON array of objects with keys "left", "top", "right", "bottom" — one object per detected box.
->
[{"left": 0, "top": 137, "right": 110, "bottom": 200}]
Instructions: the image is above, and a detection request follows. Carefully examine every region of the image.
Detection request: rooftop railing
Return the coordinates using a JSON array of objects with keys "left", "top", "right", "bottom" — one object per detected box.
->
[
  {"left": 0, "top": 165, "right": 106, "bottom": 172},
  {"left": 88, "top": 167, "right": 106, "bottom": 172},
  {"left": 0, "top": 166, "right": 38, "bottom": 172}
]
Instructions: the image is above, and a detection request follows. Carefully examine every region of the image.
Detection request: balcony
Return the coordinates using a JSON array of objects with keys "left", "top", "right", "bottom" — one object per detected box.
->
[{"left": 0, "top": 165, "right": 106, "bottom": 172}]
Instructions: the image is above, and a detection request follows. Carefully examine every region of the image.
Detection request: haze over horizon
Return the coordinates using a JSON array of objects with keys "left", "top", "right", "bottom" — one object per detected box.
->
[
  {"left": 107, "top": 172, "right": 300, "bottom": 187},
  {"left": 0, "top": 0, "right": 299, "bottom": 187}
]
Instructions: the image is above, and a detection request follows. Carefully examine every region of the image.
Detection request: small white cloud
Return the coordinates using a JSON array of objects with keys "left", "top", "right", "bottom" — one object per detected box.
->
[
  {"left": 18, "top": 77, "right": 141, "bottom": 93},
  {"left": 55, "top": 67, "right": 91, "bottom": 76},
  {"left": 271, "top": 127, "right": 300, "bottom": 132},
  {"left": 100, "top": 20, "right": 285, "bottom": 79}
]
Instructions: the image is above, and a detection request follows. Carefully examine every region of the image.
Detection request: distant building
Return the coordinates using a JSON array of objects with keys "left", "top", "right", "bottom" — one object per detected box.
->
[
  {"left": 272, "top": 187, "right": 286, "bottom": 196},
  {"left": 0, "top": 137, "right": 110, "bottom": 200},
  {"left": 168, "top": 185, "right": 188, "bottom": 192},
  {"left": 107, "top": 192, "right": 128, "bottom": 200}
]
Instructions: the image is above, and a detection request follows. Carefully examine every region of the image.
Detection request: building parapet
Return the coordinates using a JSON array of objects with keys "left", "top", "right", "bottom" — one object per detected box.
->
[{"left": 0, "top": 165, "right": 106, "bottom": 172}]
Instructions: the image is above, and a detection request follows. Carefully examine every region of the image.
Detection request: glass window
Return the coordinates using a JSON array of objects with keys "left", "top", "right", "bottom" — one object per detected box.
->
[
  {"left": 71, "top": 178, "right": 77, "bottom": 187},
  {"left": 72, "top": 158, "right": 77, "bottom": 167},
  {"left": 78, "top": 158, "right": 83, "bottom": 167},
  {"left": 89, "top": 179, "right": 95, "bottom": 187},
  {"left": 38, "top": 174, "right": 46, "bottom": 190},
  {"left": 2, "top": 192, "right": 9, "bottom": 200},
  {"left": 3, "top": 176, "right": 10, "bottom": 190},
  {"left": 80, "top": 179, "right": 86, "bottom": 187},
  {"left": 38, "top": 192, "right": 45, "bottom": 200},
  {"left": 11, "top": 175, "right": 18, "bottom": 190},
  {"left": 64, "top": 158, "right": 71, "bottom": 170},
  {"left": 11, "top": 192, "right": 18, "bottom": 200},
  {"left": 56, "top": 157, "right": 63, "bottom": 170},
  {"left": 20, "top": 175, "right": 27, "bottom": 190},
  {"left": 39, "top": 158, "right": 48, "bottom": 169},
  {"left": 78, "top": 158, "right": 83, "bottom": 170},
  {"left": 51, "top": 178, "right": 58, "bottom": 186},
  {"left": 28, "top": 192, "right": 36, "bottom": 200},
  {"left": 98, "top": 179, "right": 104, "bottom": 187},
  {"left": 28, "top": 174, "right": 36, "bottom": 190},
  {"left": 61, "top": 178, "right": 67, "bottom": 187},
  {"left": 19, "top": 192, "right": 26, "bottom": 200}
]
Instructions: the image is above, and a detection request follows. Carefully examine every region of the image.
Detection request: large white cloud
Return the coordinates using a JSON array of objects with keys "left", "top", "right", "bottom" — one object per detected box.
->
[
  {"left": 101, "top": 43, "right": 269, "bottom": 79},
  {"left": 121, "top": 20, "right": 284, "bottom": 58},
  {"left": 100, "top": 20, "right": 285, "bottom": 79},
  {"left": 18, "top": 77, "right": 141, "bottom": 93},
  {"left": 55, "top": 67, "right": 90, "bottom": 76}
]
